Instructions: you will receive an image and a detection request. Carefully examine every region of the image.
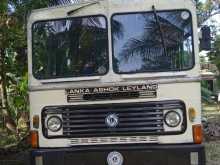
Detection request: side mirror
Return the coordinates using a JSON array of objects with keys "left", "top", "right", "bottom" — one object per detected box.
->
[{"left": 200, "top": 26, "right": 211, "bottom": 51}]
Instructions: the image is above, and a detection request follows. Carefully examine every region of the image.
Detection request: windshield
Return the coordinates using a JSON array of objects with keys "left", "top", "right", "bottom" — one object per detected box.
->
[
  {"left": 112, "top": 10, "right": 194, "bottom": 73},
  {"left": 32, "top": 16, "right": 108, "bottom": 79}
]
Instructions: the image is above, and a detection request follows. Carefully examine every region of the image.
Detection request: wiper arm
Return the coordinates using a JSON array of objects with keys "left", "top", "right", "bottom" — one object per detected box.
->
[
  {"left": 67, "top": 1, "right": 100, "bottom": 16},
  {"left": 152, "top": 5, "right": 168, "bottom": 56}
]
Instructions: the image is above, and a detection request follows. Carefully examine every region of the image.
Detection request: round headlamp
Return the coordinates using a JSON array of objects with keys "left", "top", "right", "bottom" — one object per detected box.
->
[
  {"left": 165, "top": 111, "right": 181, "bottom": 127},
  {"left": 47, "top": 116, "right": 62, "bottom": 132}
]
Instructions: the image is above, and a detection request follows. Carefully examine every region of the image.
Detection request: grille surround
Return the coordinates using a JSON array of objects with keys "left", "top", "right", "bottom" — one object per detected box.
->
[{"left": 42, "top": 100, "right": 186, "bottom": 139}]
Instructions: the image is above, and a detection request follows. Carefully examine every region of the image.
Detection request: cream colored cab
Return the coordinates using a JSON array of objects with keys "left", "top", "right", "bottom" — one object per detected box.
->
[{"left": 28, "top": 0, "right": 202, "bottom": 148}]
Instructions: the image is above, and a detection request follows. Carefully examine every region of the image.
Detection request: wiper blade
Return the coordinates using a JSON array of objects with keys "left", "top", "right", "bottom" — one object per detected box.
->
[
  {"left": 67, "top": 1, "right": 100, "bottom": 16},
  {"left": 152, "top": 5, "right": 168, "bottom": 56}
]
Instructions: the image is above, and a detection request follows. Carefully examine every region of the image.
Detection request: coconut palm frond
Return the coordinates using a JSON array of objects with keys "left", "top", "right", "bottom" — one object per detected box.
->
[
  {"left": 120, "top": 38, "right": 153, "bottom": 62},
  {"left": 120, "top": 11, "right": 189, "bottom": 61},
  {"left": 86, "top": 16, "right": 102, "bottom": 27},
  {"left": 112, "top": 19, "right": 124, "bottom": 40}
]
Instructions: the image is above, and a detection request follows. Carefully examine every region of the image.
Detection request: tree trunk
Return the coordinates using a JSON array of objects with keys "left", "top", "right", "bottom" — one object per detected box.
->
[{"left": 0, "top": 48, "right": 16, "bottom": 133}]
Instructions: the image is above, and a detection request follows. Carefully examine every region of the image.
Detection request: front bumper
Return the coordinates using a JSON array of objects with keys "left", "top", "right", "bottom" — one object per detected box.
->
[{"left": 31, "top": 144, "right": 205, "bottom": 165}]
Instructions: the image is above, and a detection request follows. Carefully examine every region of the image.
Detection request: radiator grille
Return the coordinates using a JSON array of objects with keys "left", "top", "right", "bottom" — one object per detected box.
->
[{"left": 42, "top": 100, "right": 185, "bottom": 138}]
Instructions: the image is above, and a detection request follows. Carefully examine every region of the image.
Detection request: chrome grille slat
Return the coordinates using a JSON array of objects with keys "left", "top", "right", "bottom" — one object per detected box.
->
[
  {"left": 62, "top": 116, "right": 164, "bottom": 123},
  {"left": 63, "top": 127, "right": 163, "bottom": 134},
  {"left": 63, "top": 121, "right": 163, "bottom": 129},
  {"left": 62, "top": 113, "right": 163, "bottom": 119},
  {"left": 61, "top": 106, "right": 182, "bottom": 114}
]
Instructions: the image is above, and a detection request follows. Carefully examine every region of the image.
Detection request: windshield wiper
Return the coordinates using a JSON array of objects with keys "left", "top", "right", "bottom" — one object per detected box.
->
[
  {"left": 152, "top": 5, "right": 168, "bottom": 57},
  {"left": 67, "top": 1, "right": 100, "bottom": 16}
]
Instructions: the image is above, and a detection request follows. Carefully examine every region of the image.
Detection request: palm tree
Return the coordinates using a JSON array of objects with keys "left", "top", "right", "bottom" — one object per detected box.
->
[{"left": 117, "top": 11, "right": 192, "bottom": 71}]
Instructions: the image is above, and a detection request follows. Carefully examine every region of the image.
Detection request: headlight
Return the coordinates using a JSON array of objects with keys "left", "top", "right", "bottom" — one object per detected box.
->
[
  {"left": 164, "top": 111, "right": 181, "bottom": 127},
  {"left": 47, "top": 116, "right": 62, "bottom": 132}
]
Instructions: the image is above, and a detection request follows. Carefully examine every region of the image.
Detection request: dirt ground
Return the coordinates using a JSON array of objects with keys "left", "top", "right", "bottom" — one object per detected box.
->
[
  {"left": 203, "top": 103, "right": 220, "bottom": 165},
  {"left": 205, "top": 140, "right": 220, "bottom": 165}
]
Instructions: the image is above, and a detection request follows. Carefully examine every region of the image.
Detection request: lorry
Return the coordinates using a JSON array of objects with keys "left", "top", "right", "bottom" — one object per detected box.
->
[{"left": 28, "top": 0, "right": 210, "bottom": 164}]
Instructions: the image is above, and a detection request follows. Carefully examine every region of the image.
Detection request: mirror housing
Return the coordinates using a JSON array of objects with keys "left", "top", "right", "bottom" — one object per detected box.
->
[{"left": 200, "top": 26, "right": 211, "bottom": 51}]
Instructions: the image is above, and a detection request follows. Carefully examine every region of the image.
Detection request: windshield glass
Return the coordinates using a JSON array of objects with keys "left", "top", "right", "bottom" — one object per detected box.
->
[
  {"left": 112, "top": 10, "right": 194, "bottom": 73},
  {"left": 32, "top": 16, "right": 108, "bottom": 79}
]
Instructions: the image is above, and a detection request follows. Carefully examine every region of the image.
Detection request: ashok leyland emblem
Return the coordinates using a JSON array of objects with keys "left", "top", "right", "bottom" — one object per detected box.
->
[
  {"left": 105, "top": 114, "right": 119, "bottom": 128},
  {"left": 107, "top": 151, "right": 124, "bottom": 165}
]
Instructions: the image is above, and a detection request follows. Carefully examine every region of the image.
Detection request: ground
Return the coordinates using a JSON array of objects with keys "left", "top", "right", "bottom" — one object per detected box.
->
[
  {"left": 203, "top": 103, "right": 220, "bottom": 165},
  {"left": 205, "top": 140, "right": 220, "bottom": 165}
]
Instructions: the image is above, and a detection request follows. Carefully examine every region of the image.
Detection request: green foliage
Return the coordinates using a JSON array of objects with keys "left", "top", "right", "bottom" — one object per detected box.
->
[
  {"left": 201, "top": 86, "right": 216, "bottom": 103},
  {"left": 8, "top": 74, "right": 29, "bottom": 119},
  {"left": 208, "top": 35, "right": 220, "bottom": 70},
  {"left": 0, "top": 0, "right": 53, "bottom": 134},
  {"left": 195, "top": 0, "right": 220, "bottom": 26},
  {"left": 0, "top": 133, "right": 17, "bottom": 147},
  {"left": 206, "top": 36, "right": 220, "bottom": 91}
]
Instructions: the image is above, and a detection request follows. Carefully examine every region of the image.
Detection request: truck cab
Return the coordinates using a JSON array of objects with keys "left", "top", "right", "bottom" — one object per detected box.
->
[{"left": 28, "top": 0, "right": 205, "bottom": 164}]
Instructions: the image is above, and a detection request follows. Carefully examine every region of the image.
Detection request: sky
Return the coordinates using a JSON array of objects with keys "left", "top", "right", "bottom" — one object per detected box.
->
[
  {"left": 203, "top": 12, "right": 220, "bottom": 34},
  {"left": 200, "top": 0, "right": 220, "bottom": 33}
]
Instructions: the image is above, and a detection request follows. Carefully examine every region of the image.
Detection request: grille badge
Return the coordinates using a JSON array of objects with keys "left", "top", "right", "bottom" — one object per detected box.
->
[
  {"left": 105, "top": 114, "right": 119, "bottom": 128},
  {"left": 107, "top": 151, "right": 123, "bottom": 165}
]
